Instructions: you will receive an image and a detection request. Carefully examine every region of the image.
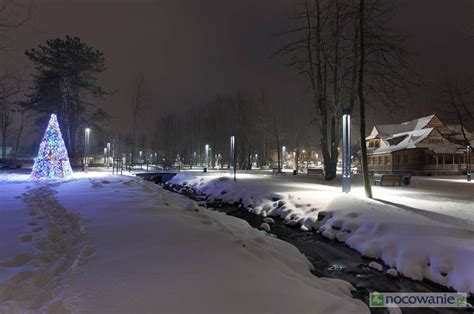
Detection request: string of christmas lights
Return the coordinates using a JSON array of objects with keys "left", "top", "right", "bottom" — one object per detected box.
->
[{"left": 31, "top": 114, "right": 73, "bottom": 180}]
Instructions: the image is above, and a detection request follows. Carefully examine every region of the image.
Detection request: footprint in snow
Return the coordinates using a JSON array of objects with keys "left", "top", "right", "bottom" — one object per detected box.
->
[
  {"left": 81, "top": 246, "right": 95, "bottom": 258},
  {"left": 32, "top": 226, "right": 43, "bottom": 233},
  {"left": 0, "top": 253, "right": 35, "bottom": 268},
  {"left": 20, "top": 234, "right": 33, "bottom": 242}
]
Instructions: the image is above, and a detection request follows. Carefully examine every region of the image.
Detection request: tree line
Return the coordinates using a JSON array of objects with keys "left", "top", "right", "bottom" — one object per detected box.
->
[{"left": 125, "top": 88, "right": 315, "bottom": 170}]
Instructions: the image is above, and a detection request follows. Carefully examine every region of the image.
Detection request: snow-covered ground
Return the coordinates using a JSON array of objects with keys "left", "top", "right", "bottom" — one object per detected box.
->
[
  {"left": 168, "top": 171, "right": 474, "bottom": 294},
  {"left": 0, "top": 172, "right": 368, "bottom": 313}
]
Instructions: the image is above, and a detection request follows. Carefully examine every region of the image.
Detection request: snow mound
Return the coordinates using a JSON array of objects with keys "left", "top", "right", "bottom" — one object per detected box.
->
[
  {"left": 369, "top": 261, "right": 384, "bottom": 272},
  {"left": 184, "top": 201, "right": 200, "bottom": 212},
  {"left": 263, "top": 217, "right": 275, "bottom": 225},
  {"left": 387, "top": 268, "right": 399, "bottom": 277},
  {"left": 259, "top": 222, "right": 271, "bottom": 232}
]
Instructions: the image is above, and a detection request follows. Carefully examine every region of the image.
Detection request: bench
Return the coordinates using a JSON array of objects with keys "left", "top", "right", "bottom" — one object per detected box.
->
[
  {"left": 373, "top": 174, "right": 402, "bottom": 186},
  {"left": 307, "top": 168, "right": 324, "bottom": 176},
  {"left": 272, "top": 167, "right": 286, "bottom": 176},
  {"left": 401, "top": 173, "right": 412, "bottom": 185}
]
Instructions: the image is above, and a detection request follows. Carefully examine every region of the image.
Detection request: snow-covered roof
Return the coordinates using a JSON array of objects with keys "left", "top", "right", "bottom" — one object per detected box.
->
[
  {"left": 369, "top": 128, "right": 434, "bottom": 155},
  {"left": 374, "top": 114, "right": 435, "bottom": 137},
  {"left": 367, "top": 114, "right": 473, "bottom": 154}
]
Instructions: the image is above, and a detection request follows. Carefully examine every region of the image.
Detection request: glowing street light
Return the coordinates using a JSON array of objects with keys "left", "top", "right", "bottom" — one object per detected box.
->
[
  {"left": 204, "top": 144, "right": 209, "bottom": 172},
  {"left": 107, "top": 142, "right": 111, "bottom": 167},
  {"left": 467, "top": 144, "right": 472, "bottom": 182},
  {"left": 230, "top": 136, "right": 236, "bottom": 181},
  {"left": 230, "top": 136, "right": 235, "bottom": 169},
  {"left": 209, "top": 147, "right": 212, "bottom": 168},
  {"left": 342, "top": 108, "right": 351, "bottom": 193},
  {"left": 281, "top": 145, "right": 286, "bottom": 170},
  {"left": 84, "top": 128, "right": 90, "bottom": 173}
]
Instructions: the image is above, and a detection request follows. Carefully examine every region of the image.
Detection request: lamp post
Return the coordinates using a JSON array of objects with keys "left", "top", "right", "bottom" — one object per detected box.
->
[
  {"left": 467, "top": 144, "right": 472, "bottom": 182},
  {"left": 292, "top": 151, "right": 297, "bottom": 175},
  {"left": 204, "top": 144, "right": 209, "bottom": 172},
  {"left": 230, "top": 136, "right": 236, "bottom": 180},
  {"left": 342, "top": 108, "right": 351, "bottom": 193},
  {"left": 302, "top": 149, "right": 306, "bottom": 170},
  {"left": 209, "top": 147, "right": 212, "bottom": 169},
  {"left": 281, "top": 145, "right": 286, "bottom": 170},
  {"left": 84, "top": 128, "right": 90, "bottom": 173},
  {"left": 107, "top": 142, "right": 111, "bottom": 168}
]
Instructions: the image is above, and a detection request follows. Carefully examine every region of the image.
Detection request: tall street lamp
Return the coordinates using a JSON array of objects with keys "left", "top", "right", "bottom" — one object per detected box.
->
[
  {"left": 107, "top": 142, "right": 111, "bottom": 167},
  {"left": 281, "top": 145, "right": 286, "bottom": 170},
  {"left": 209, "top": 147, "right": 212, "bottom": 168},
  {"left": 342, "top": 108, "right": 351, "bottom": 193},
  {"left": 84, "top": 128, "right": 90, "bottom": 173},
  {"left": 467, "top": 144, "right": 471, "bottom": 182},
  {"left": 104, "top": 147, "right": 107, "bottom": 165},
  {"left": 230, "top": 136, "right": 236, "bottom": 180},
  {"left": 204, "top": 144, "right": 209, "bottom": 172},
  {"left": 230, "top": 136, "right": 235, "bottom": 170}
]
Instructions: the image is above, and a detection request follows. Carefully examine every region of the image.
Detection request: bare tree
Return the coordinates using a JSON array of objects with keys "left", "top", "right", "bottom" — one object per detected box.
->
[
  {"left": 355, "top": 0, "right": 421, "bottom": 198},
  {"left": 130, "top": 73, "right": 148, "bottom": 165},
  {"left": 11, "top": 107, "right": 28, "bottom": 162},
  {"left": 0, "top": 99, "right": 10, "bottom": 158},
  {"left": 440, "top": 76, "right": 474, "bottom": 178},
  {"left": 0, "top": 1, "right": 31, "bottom": 159},
  {"left": 357, "top": 0, "right": 373, "bottom": 198},
  {"left": 276, "top": 0, "right": 355, "bottom": 180}
]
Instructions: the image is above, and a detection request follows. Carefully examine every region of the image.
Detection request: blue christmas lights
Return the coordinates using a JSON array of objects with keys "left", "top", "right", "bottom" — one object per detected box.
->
[{"left": 31, "top": 114, "right": 73, "bottom": 180}]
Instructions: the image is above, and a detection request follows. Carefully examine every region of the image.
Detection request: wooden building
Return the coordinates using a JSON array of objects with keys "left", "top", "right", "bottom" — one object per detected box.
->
[{"left": 366, "top": 114, "right": 473, "bottom": 175}]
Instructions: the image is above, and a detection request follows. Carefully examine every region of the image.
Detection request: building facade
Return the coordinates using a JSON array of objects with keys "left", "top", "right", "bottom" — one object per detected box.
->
[{"left": 366, "top": 114, "right": 473, "bottom": 175}]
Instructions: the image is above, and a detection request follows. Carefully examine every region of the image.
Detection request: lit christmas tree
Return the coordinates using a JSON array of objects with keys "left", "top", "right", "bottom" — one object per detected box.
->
[{"left": 31, "top": 114, "right": 73, "bottom": 180}]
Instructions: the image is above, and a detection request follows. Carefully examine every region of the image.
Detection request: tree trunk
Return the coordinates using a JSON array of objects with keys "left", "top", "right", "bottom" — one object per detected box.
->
[
  {"left": 273, "top": 113, "right": 281, "bottom": 171},
  {"left": 13, "top": 110, "right": 25, "bottom": 162},
  {"left": 358, "top": 0, "right": 373, "bottom": 198}
]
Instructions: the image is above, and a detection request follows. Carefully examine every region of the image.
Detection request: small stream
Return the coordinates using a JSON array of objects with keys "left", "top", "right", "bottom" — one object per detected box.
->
[{"left": 139, "top": 173, "right": 472, "bottom": 314}]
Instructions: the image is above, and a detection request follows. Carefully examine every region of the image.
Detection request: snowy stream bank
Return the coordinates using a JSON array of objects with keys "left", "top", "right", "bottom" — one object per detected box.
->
[
  {"left": 167, "top": 172, "right": 474, "bottom": 297},
  {"left": 164, "top": 182, "right": 473, "bottom": 314}
]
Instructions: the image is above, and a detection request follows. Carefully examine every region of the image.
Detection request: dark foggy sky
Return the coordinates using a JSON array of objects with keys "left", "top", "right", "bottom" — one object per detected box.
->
[{"left": 5, "top": 0, "right": 474, "bottom": 131}]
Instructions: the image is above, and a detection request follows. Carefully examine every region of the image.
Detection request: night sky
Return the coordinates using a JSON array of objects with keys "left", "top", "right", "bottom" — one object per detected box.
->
[{"left": 4, "top": 0, "right": 473, "bottom": 132}]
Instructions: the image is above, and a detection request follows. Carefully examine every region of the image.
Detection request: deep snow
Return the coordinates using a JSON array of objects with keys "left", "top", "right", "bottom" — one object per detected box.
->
[
  {"left": 168, "top": 171, "right": 474, "bottom": 294},
  {"left": 0, "top": 173, "right": 368, "bottom": 313}
]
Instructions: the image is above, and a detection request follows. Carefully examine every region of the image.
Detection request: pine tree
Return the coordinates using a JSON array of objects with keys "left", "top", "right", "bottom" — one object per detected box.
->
[
  {"left": 31, "top": 114, "right": 73, "bottom": 180},
  {"left": 22, "top": 36, "right": 108, "bottom": 159}
]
